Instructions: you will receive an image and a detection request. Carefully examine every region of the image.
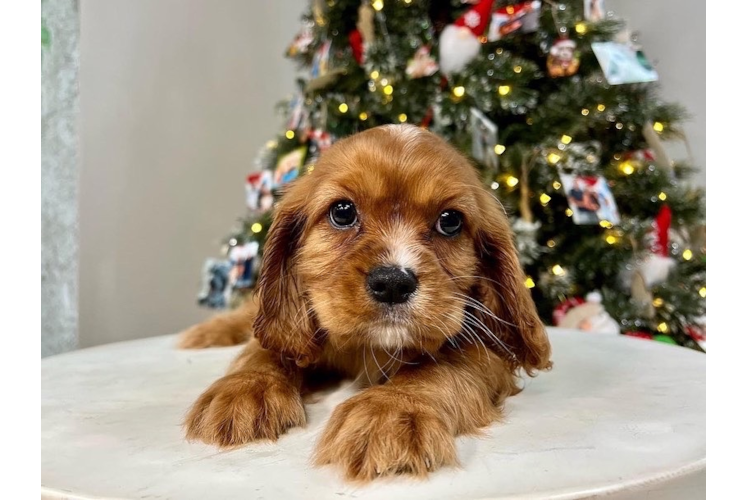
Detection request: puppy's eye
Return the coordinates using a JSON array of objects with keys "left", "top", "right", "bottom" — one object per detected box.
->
[
  {"left": 436, "top": 210, "right": 463, "bottom": 237},
  {"left": 329, "top": 200, "right": 358, "bottom": 228}
]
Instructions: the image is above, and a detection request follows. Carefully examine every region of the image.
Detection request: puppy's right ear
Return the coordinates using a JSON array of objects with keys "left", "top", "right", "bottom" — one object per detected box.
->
[{"left": 253, "top": 178, "right": 321, "bottom": 367}]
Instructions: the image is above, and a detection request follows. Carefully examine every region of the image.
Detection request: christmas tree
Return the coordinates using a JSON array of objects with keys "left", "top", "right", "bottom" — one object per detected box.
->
[{"left": 200, "top": 0, "right": 706, "bottom": 350}]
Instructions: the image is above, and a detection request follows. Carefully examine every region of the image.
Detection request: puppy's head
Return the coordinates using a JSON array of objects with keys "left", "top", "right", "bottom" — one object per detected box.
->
[{"left": 254, "top": 125, "right": 550, "bottom": 373}]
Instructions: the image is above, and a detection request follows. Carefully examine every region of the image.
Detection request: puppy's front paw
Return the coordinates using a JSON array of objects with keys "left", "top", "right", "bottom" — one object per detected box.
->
[
  {"left": 314, "top": 387, "right": 457, "bottom": 481},
  {"left": 184, "top": 372, "right": 305, "bottom": 447}
]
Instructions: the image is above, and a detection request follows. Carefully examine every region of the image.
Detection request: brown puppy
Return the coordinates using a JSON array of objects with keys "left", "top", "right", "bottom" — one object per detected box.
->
[{"left": 181, "top": 124, "right": 551, "bottom": 481}]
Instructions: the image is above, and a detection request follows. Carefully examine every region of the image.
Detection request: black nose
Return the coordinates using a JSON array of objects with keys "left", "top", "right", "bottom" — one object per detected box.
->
[{"left": 366, "top": 266, "right": 418, "bottom": 304}]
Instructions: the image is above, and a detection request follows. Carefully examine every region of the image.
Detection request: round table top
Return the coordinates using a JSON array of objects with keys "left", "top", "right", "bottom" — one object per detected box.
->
[{"left": 42, "top": 328, "right": 705, "bottom": 500}]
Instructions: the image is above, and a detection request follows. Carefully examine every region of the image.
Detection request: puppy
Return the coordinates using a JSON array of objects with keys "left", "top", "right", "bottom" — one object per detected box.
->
[{"left": 180, "top": 124, "right": 552, "bottom": 481}]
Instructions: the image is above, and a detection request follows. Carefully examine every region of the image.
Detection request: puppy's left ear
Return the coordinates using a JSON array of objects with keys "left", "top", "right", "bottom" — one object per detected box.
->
[
  {"left": 253, "top": 176, "right": 322, "bottom": 367},
  {"left": 472, "top": 188, "right": 552, "bottom": 375}
]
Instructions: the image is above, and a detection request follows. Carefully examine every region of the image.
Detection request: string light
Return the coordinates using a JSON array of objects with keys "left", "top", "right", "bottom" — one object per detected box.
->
[
  {"left": 398, "top": 113, "right": 407, "bottom": 123},
  {"left": 560, "top": 135, "right": 572, "bottom": 145},
  {"left": 620, "top": 161, "right": 635, "bottom": 175},
  {"left": 547, "top": 239, "right": 556, "bottom": 248},
  {"left": 513, "top": 65, "right": 522, "bottom": 73},
  {"left": 615, "top": 123, "right": 624, "bottom": 130},
  {"left": 653, "top": 298, "right": 664, "bottom": 307},
  {"left": 359, "top": 112, "right": 368, "bottom": 121},
  {"left": 547, "top": 152, "right": 561, "bottom": 164},
  {"left": 380, "top": 78, "right": 389, "bottom": 86},
  {"left": 370, "top": 70, "right": 379, "bottom": 79},
  {"left": 498, "top": 85, "right": 512, "bottom": 96},
  {"left": 490, "top": 181, "right": 500, "bottom": 190},
  {"left": 599, "top": 220, "right": 613, "bottom": 228},
  {"left": 682, "top": 249, "right": 693, "bottom": 260},
  {"left": 551, "top": 264, "right": 566, "bottom": 276},
  {"left": 575, "top": 22, "right": 587, "bottom": 34},
  {"left": 404, "top": 0, "right": 412, "bottom": 4},
  {"left": 251, "top": 223, "right": 263, "bottom": 233},
  {"left": 525, "top": 276, "right": 536, "bottom": 288},
  {"left": 581, "top": 108, "right": 590, "bottom": 116},
  {"left": 552, "top": 181, "right": 561, "bottom": 190},
  {"left": 383, "top": 84, "right": 394, "bottom": 95},
  {"left": 653, "top": 121, "right": 664, "bottom": 133},
  {"left": 372, "top": 0, "right": 384, "bottom": 11},
  {"left": 228, "top": 238, "right": 237, "bottom": 246},
  {"left": 565, "top": 208, "right": 573, "bottom": 217},
  {"left": 506, "top": 176, "right": 519, "bottom": 187},
  {"left": 605, "top": 233, "right": 617, "bottom": 244},
  {"left": 658, "top": 191, "right": 667, "bottom": 201},
  {"left": 657, "top": 322, "right": 669, "bottom": 333},
  {"left": 699, "top": 287, "right": 706, "bottom": 298},
  {"left": 338, "top": 103, "right": 348, "bottom": 113},
  {"left": 285, "top": 130, "right": 295, "bottom": 140},
  {"left": 451, "top": 86, "right": 465, "bottom": 98},
  {"left": 539, "top": 193, "right": 551, "bottom": 205},
  {"left": 494, "top": 144, "right": 506, "bottom": 155},
  {"left": 597, "top": 104, "right": 606, "bottom": 112}
]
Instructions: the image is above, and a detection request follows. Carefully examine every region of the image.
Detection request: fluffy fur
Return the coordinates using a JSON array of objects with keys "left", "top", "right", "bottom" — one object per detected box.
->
[{"left": 181, "top": 124, "right": 552, "bottom": 481}]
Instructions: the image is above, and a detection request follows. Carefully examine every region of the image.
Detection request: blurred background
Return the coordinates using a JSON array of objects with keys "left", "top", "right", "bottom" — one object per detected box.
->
[{"left": 41, "top": 0, "right": 704, "bottom": 356}]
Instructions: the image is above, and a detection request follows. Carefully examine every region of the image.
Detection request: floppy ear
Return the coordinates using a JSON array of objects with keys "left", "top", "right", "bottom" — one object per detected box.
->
[
  {"left": 252, "top": 179, "right": 322, "bottom": 368},
  {"left": 471, "top": 188, "right": 552, "bottom": 375}
]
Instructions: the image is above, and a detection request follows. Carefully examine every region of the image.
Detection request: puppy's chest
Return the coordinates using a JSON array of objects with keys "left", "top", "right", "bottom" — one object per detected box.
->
[{"left": 316, "top": 344, "right": 417, "bottom": 387}]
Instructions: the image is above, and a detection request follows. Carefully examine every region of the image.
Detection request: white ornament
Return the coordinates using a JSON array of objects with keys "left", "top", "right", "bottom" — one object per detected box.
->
[{"left": 439, "top": 24, "right": 481, "bottom": 74}]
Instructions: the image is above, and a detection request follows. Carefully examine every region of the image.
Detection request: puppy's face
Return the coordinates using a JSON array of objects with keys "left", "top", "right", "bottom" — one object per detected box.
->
[{"left": 254, "top": 125, "right": 550, "bottom": 372}]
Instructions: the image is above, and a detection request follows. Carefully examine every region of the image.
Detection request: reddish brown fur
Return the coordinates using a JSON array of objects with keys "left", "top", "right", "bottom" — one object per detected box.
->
[{"left": 180, "top": 125, "right": 551, "bottom": 481}]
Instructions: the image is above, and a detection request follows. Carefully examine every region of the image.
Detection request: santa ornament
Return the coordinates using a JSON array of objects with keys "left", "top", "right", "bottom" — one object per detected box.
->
[
  {"left": 639, "top": 205, "right": 676, "bottom": 287},
  {"left": 547, "top": 38, "right": 580, "bottom": 78},
  {"left": 439, "top": 0, "right": 493, "bottom": 75},
  {"left": 554, "top": 291, "right": 620, "bottom": 335}
]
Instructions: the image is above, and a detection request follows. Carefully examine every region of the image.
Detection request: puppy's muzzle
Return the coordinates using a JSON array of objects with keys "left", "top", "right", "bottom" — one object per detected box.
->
[{"left": 366, "top": 266, "right": 418, "bottom": 305}]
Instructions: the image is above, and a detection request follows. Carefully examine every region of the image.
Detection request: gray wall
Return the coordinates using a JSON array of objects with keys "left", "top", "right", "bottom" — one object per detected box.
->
[
  {"left": 78, "top": 0, "right": 302, "bottom": 347},
  {"left": 42, "top": 0, "right": 80, "bottom": 357},
  {"left": 77, "top": 0, "right": 705, "bottom": 348}
]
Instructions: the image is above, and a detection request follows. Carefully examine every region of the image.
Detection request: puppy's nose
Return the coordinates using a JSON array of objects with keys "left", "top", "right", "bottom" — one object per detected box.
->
[{"left": 366, "top": 266, "right": 418, "bottom": 304}]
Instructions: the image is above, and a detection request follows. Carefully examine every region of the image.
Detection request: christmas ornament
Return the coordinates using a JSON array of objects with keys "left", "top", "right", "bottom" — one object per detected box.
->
[
  {"left": 638, "top": 205, "right": 676, "bottom": 287},
  {"left": 559, "top": 173, "right": 620, "bottom": 225},
  {"left": 348, "top": 1, "right": 375, "bottom": 65},
  {"left": 591, "top": 41, "right": 658, "bottom": 85},
  {"left": 624, "top": 331, "right": 654, "bottom": 341},
  {"left": 469, "top": 108, "right": 499, "bottom": 170},
  {"left": 652, "top": 334, "right": 678, "bottom": 345},
  {"left": 438, "top": 0, "right": 493, "bottom": 75},
  {"left": 555, "top": 291, "right": 621, "bottom": 335},
  {"left": 286, "top": 22, "right": 314, "bottom": 57},
  {"left": 197, "top": 258, "right": 232, "bottom": 309},
  {"left": 487, "top": 1, "right": 541, "bottom": 42},
  {"left": 406, "top": 45, "right": 439, "bottom": 79},
  {"left": 245, "top": 170, "right": 274, "bottom": 213},
  {"left": 274, "top": 146, "right": 307, "bottom": 186},
  {"left": 512, "top": 218, "right": 542, "bottom": 266},
  {"left": 547, "top": 38, "right": 580, "bottom": 77},
  {"left": 584, "top": 0, "right": 605, "bottom": 23},
  {"left": 229, "top": 241, "right": 260, "bottom": 291}
]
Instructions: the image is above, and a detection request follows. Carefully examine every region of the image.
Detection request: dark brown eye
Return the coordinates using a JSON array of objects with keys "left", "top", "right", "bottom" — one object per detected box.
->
[
  {"left": 436, "top": 210, "right": 463, "bottom": 237},
  {"left": 329, "top": 200, "right": 357, "bottom": 228}
]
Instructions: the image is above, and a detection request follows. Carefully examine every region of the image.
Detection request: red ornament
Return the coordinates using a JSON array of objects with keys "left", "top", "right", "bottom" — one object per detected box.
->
[
  {"left": 650, "top": 205, "right": 672, "bottom": 257},
  {"left": 624, "top": 331, "right": 654, "bottom": 341},
  {"left": 349, "top": 29, "right": 364, "bottom": 64}
]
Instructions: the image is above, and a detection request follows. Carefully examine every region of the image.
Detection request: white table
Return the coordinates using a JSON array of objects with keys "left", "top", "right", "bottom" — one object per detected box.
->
[{"left": 42, "top": 328, "right": 705, "bottom": 500}]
